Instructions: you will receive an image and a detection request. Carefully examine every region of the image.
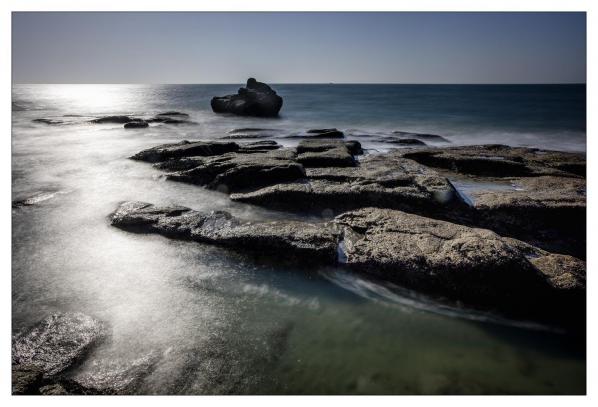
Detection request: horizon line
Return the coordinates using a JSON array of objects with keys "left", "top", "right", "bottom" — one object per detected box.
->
[{"left": 11, "top": 82, "right": 587, "bottom": 86}]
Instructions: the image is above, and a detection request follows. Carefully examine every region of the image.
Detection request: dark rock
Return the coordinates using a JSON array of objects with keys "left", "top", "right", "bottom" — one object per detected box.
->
[
  {"left": 211, "top": 78, "right": 283, "bottom": 117},
  {"left": 381, "top": 137, "right": 427, "bottom": 146},
  {"left": 393, "top": 131, "right": 450, "bottom": 143},
  {"left": 32, "top": 118, "right": 64, "bottom": 125},
  {"left": 469, "top": 175, "right": 586, "bottom": 258},
  {"left": 296, "top": 139, "right": 363, "bottom": 155},
  {"left": 162, "top": 119, "right": 188, "bottom": 124},
  {"left": 12, "top": 364, "right": 44, "bottom": 395},
  {"left": 124, "top": 121, "right": 149, "bottom": 129},
  {"left": 164, "top": 149, "right": 305, "bottom": 192},
  {"left": 229, "top": 128, "right": 281, "bottom": 134},
  {"left": 131, "top": 140, "right": 240, "bottom": 163},
  {"left": 90, "top": 116, "right": 142, "bottom": 124},
  {"left": 156, "top": 111, "right": 189, "bottom": 117},
  {"left": 296, "top": 146, "right": 356, "bottom": 168},
  {"left": 110, "top": 201, "right": 340, "bottom": 262},
  {"left": 231, "top": 152, "right": 465, "bottom": 215},
  {"left": 12, "top": 190, "right": 63, "bottom": 208},
  {"left": 304, "top": 129, "right": 345, "bottom": 138},
  {"left": 238, "top": 140, "right": 282, "bottom": 152},
  {"left": 12, "top": 313, "right": 107, "bottom": 378},
  {"left": 221, "top": 133, "right": 276, "bottom": 140},
  {"left": 334, "top": 207, "right": 584, "bottom": 317},
  {"left": 402, "top": 145, "right": 585, "bottom": 178}
]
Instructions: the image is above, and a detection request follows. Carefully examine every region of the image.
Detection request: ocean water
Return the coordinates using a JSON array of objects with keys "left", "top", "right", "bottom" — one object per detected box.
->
[{"left": 12, "top": 84, "right": 586, "bottom": 394}]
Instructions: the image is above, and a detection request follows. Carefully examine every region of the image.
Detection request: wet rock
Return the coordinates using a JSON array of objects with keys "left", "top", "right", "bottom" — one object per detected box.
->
[
  {"left": 333, "top": 207, "right": 583, "bottom": 314},
  {"left": 238, "top": 140, "right": 282, "bottom": 152},
  {"left": 402, "top": 145, "right": 585, "bottom": 178},
  {"left": 393, "top": 131, "right": 450, "bottom": 143},
  {"left": 156, "top": 111, "right": 189, "bottom": 117},
  {"left": 72, "top": 353, "right": 161, "bottom": 395},
  {"left": 124, "top": 121, "right": 149, "bottom": 129},
  {"left": 164, "top": 149, "right": 305, "bottom": 192},
  {"left": 469, "top": 176, "right": 586, "bottom": 258},
  {"left": 306, "top": 128, "right": 345, "bottom": 138},
  {"left": 90, "top": 116, "right": 142, "bottom": 124},
  {"left": 38, "top": 379, "right": 104, "bottom": 395},
  {"left": 229, "top": 127, "right": 282, "bottom": 134},
  {"left": 131, "top": 140, "right": 240, "bottom": 163},
  {"left": 221, "top": 133, "right": 276, "bottom": 140},
  {"left": 110, "top": 201, "right": 340, "bottom": 262},
  {"left": 297, "top": 146, "right": 356, "bottom": 168},
  {"left": 12, "top": 190, "right": 65, "bottom": 208},
  {"left": 377, "top": 137, "right": 427, "bottom": 146},
  {"left": 297, "top": 139, "right": 363, "bottom": 155},
  {"left": 404, "top": 148, "right": 532, "bottom": 177},
  {"left": 231, "top": 152, "right": 464, "bottom": 215},
  {"left": 12, "top": 313, "right": 107, "bottom": 378},
  {"left": 211, "top": 78, "right": 283, "bottom": 117},
  {"left": 32, "top": 118, "right": 64, "bottom": 125},
  {"left": 12, "top": 364, "right": 44, "bottom": 395}
]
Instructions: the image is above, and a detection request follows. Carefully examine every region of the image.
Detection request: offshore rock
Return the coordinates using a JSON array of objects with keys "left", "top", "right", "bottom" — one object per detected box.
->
[{"left": 211, "top": 78, "right": 283, "bottom": 117}]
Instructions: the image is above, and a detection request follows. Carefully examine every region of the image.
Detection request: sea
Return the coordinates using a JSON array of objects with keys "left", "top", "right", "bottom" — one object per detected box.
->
[{"left": 11, "top": 84, "right": 586, "bottom": 394}]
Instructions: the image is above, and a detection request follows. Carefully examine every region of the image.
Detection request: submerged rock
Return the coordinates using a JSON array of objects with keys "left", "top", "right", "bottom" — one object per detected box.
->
[
  {"left": 211, "top": 78, "right": 283, "bottom": 117},
  {"left": 377, "top": 137, "right": 427, "bottom": 146},
  {"left": 131, "top": 140, "right": 240, "bottom": 163},
  {"left": 238, "top": 140, "right": 282, "bottom": 152},
  {"left": 12, "top": 313, "right": 107, "bottom": 378},
  {"left": 296, "top": 139, "right": 363, "bottom": 156},
  {"left": 124, "top": 121, "right": 149, "bottom": 129},
  {"left": 32, "top": 118, "right": 64, "bottom": 125},
  {"left": 90, "top": 116, "right": 142, "bottom": 124},
  {"left": 156, "top": 111, "right": 189, "bottom": 117},
  {"left": 109, "top": 201, "right": 340, "bottom": 262},
  {"left": 305, "top": 128, "right": 345, "bottom": 138},
  {"left": 392, "top": 131, "right": 450, "bottom": 143}
]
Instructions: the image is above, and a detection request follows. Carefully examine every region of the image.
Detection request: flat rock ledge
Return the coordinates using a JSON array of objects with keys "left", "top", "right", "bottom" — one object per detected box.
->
[
  {"left": 109, "top": 201, "right": 340, "bottom": 262},
  {"left": 108, "top": 202, "right": 584, "bottom": 324},
  {"left": 129, "top": 141, "right": 585, "bottom": 257}
]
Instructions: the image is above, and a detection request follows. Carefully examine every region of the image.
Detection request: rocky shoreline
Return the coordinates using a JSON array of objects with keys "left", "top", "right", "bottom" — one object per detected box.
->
[
  {"left": 13, "top": 119, "right": 586, "bottom": 395},
  {"left": 112, "top": 131, "right": 586, "bottom": 326}
]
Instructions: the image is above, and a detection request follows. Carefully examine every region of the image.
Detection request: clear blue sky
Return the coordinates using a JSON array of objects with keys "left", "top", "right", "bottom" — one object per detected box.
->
[{"left": 12, "top": 12, "right": 586, "bottom": 84}]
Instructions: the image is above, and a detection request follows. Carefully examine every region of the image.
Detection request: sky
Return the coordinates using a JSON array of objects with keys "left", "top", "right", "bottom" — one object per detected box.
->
[{"left": 12, "top": 12, "right": 586, "bottom": 84}]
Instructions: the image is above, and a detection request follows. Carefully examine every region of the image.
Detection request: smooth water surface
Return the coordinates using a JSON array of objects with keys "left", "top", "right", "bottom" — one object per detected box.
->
[{"left": 12, "top": 84, "right": 586, "bottom": 394}]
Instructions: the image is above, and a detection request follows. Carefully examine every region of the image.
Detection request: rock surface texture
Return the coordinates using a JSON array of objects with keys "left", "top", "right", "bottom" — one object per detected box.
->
[
  {"left": 110, "top": 201, "right": 340, "bottom": 262},
  {"left": 116, "top": 139, "right": 586, "bottom": 329},
  {"left": 211, "top": 78, "right": 283, "bottom": 117}
]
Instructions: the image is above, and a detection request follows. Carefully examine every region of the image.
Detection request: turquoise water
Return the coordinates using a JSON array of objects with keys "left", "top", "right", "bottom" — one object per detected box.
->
[{"left": 12, "top": 84, "right": 585, "bottom": 394}]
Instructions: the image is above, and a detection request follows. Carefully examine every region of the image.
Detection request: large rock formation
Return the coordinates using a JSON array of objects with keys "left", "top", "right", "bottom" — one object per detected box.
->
[
  {"left": 211, "top": 78, "right": 283, "bottom": 117},
  {"left": 109, "top": 201, "right": 340, "bottom": 262}
]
